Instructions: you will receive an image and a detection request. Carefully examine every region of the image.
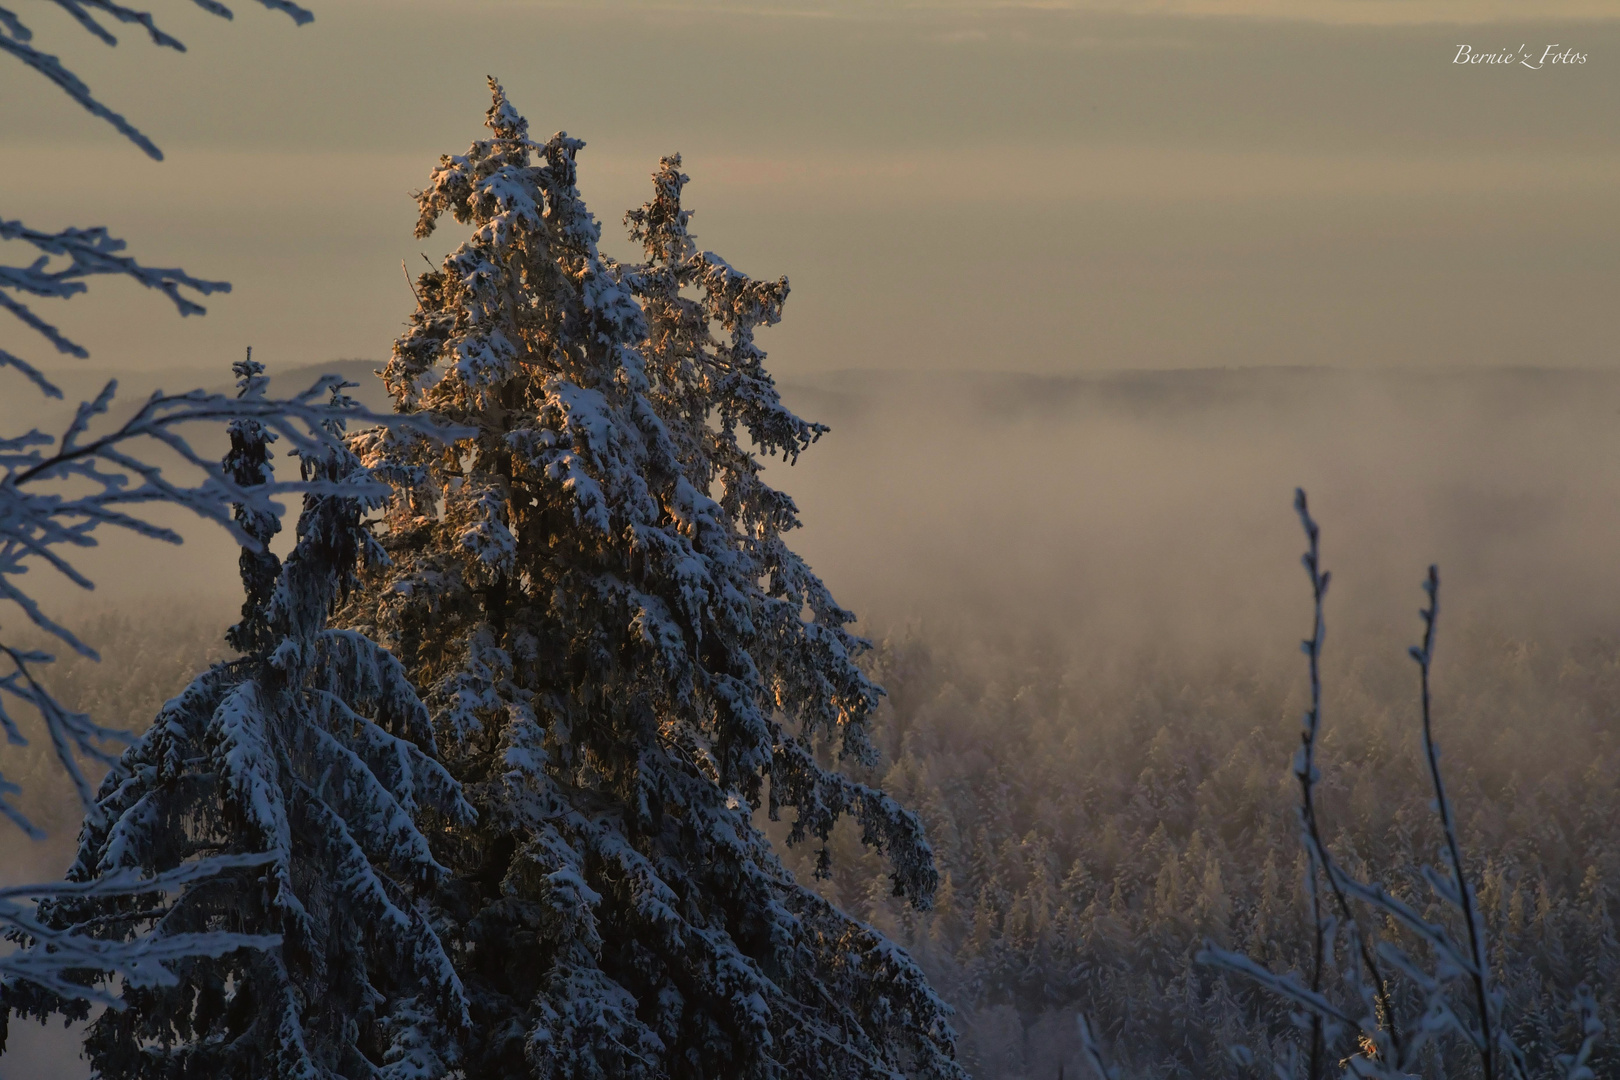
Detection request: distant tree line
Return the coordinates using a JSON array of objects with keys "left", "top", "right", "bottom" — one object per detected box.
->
[
  {"left": 3, "top": 15, "right": 1614, "bottom": 1072},
  {"left": 792, "top": 563, "right": 1618, "bottom": 1078}
]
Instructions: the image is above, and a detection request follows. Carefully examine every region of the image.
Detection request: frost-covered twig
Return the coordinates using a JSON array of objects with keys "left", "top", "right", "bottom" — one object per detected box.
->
[
  {"left": 0, "top": 371, "right": 464, "bottom": 835},
  {"left": 0, "top": 0, "right": 312, "bottom": 163},
  {"left": 1200, "top": 491, "right": 1597, "bottom": 1080},
  {"left": 0, "top": 218, "right": 230, "bottom": 397},
  {"left": 1410, "top": 565, "right": 1499, "bottom": 1079},
  {"left": 1, "top": 0, "right": 316, "bottom": 393},
  {"left": 1235, "top": 490, "right": 1401, "bottom": 1075}
]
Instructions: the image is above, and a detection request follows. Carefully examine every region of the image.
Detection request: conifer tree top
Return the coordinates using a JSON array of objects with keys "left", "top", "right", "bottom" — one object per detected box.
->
[{"left": 340, "top": 81, "right": 964, "bottom": 1079}]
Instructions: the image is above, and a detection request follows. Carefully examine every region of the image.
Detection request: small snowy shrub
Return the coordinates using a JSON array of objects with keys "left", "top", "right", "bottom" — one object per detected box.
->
[{"left": 1077, "top": 490, "right": 1609, "bottom": 1080}]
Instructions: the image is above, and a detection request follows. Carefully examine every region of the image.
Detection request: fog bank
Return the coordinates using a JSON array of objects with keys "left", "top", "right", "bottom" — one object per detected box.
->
[{"left": 774, "top": 366, "right": 1620, "bottom": 663}]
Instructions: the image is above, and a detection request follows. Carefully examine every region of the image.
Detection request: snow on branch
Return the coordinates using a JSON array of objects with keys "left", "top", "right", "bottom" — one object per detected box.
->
[
  {"left": 0, "top": 0, "right": 312, "bottom": 163},
  {"left": 0, "top": 218, "right": 231, "bottom": 397},
  {"left": 0, "top": 371, "right": 466, "bottom": 837},
  {"left": 0, "top": 853, "right": 280, "bottom": 1008},
  {"left": 4, "top": 372, "right": 473, "bottom": 1061}
]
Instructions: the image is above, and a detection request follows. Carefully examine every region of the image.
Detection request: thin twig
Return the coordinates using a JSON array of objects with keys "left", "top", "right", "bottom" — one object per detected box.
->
[
  {"left": 1410, "top": 565, "right": 1495, "bottom": 1080},
  {"left": 1293, "top": 489, "right": 1403, "bottom": 1069}
]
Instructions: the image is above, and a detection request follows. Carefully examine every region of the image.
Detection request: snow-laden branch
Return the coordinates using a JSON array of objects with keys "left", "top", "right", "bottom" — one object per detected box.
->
[
  {"left": 0, "top": 218, "right": 230, "bottom": 397},
  {"left": 0, "top": 370, "right": 466, "bottom": 836},
  {"left": 0, "top": 853, "right": 281, "bottom": 1008},
  {"left": 10, "top": 360, "right": 476, "bottom": 1072}
]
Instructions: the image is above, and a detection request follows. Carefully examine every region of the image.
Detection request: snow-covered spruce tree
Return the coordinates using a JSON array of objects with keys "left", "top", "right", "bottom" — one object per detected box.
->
[
  {"left": 6, "top": 357, "right": 476, "bottom": 1079},
  {"left": 338, "top": 82, "right": 962, "bottom": 1080}
]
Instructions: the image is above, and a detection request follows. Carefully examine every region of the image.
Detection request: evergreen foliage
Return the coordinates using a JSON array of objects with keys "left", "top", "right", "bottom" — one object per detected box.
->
[
  {"left": 338, "top": 81, "right": 962, "bottom": 1080},
  {"left": 4, "top": 361, "right": 476, "bottom": 1079},
  {"left": 224, "top": 348, "right": 286, "bottom": 658}
]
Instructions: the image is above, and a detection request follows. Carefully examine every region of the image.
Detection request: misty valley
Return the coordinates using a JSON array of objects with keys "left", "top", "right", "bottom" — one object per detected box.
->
[
  {"left": 4, "top": 358, "right": 1618, "bottom": 1079},
  {"left": 3, "top": 5, "right": 1617, "bottom": 1075}
]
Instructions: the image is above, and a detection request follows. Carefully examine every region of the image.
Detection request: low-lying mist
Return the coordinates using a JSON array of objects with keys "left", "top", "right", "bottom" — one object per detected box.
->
[
  {"left": 775, "top": 366, "right": 1620, "bottom": 659},
  {"left": 4, "top": 365, "right": 1619, "bottom": 1077},
  {"left": 8, "top": 363, "right": 1619, "bottom": 880},
  {"left": 16, "top": 362, "right": 1620, "bottom": 661}
]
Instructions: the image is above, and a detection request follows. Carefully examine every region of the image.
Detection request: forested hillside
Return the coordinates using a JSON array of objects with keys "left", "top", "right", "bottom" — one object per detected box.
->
[
  {"left": 776, "top": 617, "right": 1620, "bottom": 1078},
  {"left": 8, "top": 364, "right": 1620, "bottom": 1079},
  {"left": 13, "top": 595, "right": 1616, "bottom": 1078}
]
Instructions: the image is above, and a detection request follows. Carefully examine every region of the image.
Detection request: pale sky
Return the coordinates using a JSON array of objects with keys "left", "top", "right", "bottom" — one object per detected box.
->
[
  {"left": 3, "top": 1, "right": 1617, "bottom": 379},
  {"left": 4, "top": 6, "right": 1619, "bottom": 1072}
]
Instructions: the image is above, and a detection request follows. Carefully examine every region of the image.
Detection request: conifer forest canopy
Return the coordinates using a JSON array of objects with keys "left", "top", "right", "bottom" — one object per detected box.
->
[{"left": 1, "top": 2, "right": 1618, "bottom": 1079}]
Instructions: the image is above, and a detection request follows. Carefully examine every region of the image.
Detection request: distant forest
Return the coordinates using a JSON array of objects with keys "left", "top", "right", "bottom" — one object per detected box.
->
[
  {"left": 796, "top": 615, "right": 1620, "bottom": 1078},
  {"left": 13, "top": 596, "right": 1616, "bottom": 1079},
  {"left": 4, "top": 3, "right": 1612, "bottom": 1074}
]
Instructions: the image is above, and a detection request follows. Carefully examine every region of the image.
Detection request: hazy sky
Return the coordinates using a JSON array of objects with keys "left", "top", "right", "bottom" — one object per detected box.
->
[
  {"left": 4, "top": 0, "right": 1617, "bottom": 379},
  {"left": 4, "top": 10, "right": 1618, "bottom": 1074}
]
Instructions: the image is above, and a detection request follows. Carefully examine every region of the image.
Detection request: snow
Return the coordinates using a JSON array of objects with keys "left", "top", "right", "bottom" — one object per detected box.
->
[
  {"left": 5, "top": 367, "right": 471, "bottom": 1075},
  {"left": 347, "top": 86, "right": 964, "bottom": 1080}
]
